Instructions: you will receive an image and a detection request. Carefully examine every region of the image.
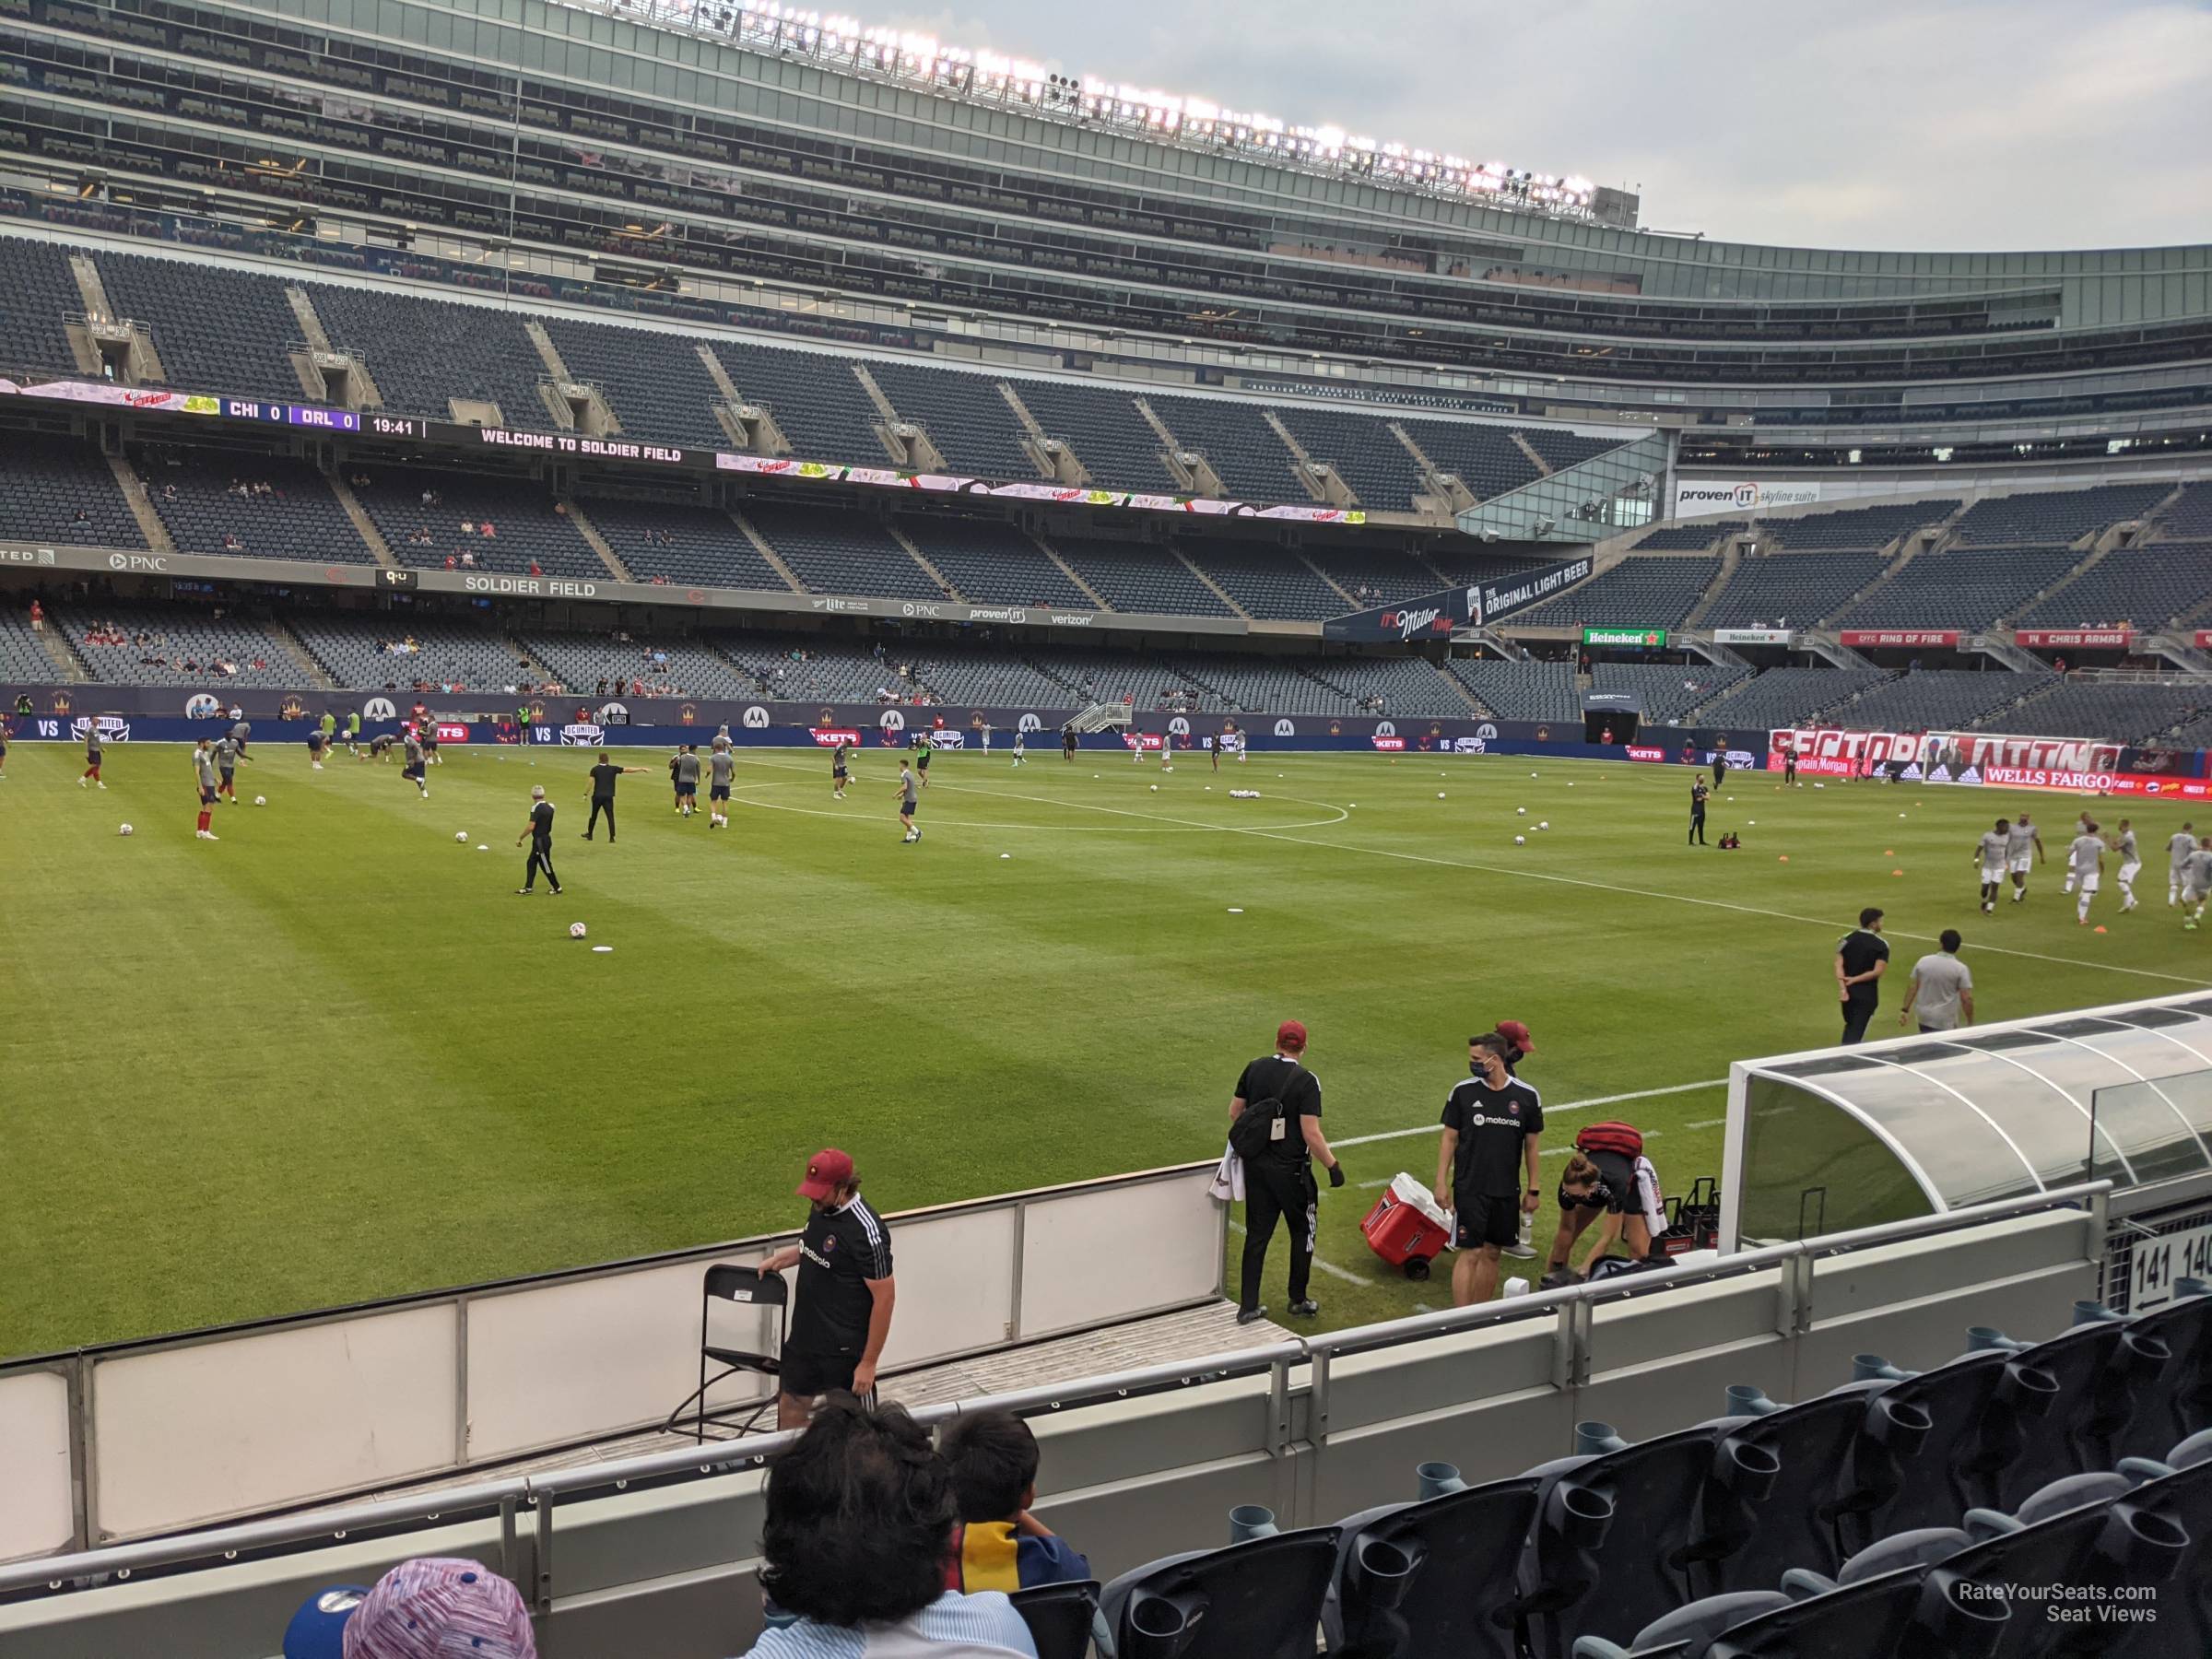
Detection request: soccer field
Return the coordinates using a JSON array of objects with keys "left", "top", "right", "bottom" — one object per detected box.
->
[{"left": 6, "top": 735, "right": 2207, "bottom": 1359}]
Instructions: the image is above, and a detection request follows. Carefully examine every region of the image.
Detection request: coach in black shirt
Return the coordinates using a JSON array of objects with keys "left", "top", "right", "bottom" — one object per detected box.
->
[
  {"left": 759, "top": 1148, "right": 896, "bottom": 1429},
  {"left": 1231, "top": 1019, "right": 1343, "bottom": 1325},
  {"left": 514, "top": 784, "right": 561, "bottom": 895},
  {"left": 1437, "top": 1033, "right": 1544, "bottom": 1307},
  {"left": 583, "top": 750, "right": 640, "bottom": 841},
  {"left": 1835, "top": 907, "right": 1889, "bottom": 1045}
]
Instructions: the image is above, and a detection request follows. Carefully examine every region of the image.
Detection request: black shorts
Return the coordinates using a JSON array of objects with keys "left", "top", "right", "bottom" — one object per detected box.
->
[
  {"left": 1583, "top": 1149, "right": 1638, "bottom": 1215},
  {"left": 779, "top": 1347, "right": 860, "bottom": 1400},
  {"left": 404, "top": 761, "right": 425, "bottom": 781},
  {"left": 710, "top": 784, "right": 730, "bottom": 802},
  {"left": 219, "top": 769, "right": 235, "bottom": 784},
  {"left": 901, "top": 797, "right": 919, "bottom": 816},
  {"left": 1454, "top": 1191, "right": 1521, "bottom": 1250},
  {"left": 198, "top": 784, "right": 217, "bottom": 805},
  {"left": 677, "top": 782, "right": 697, "bottom": 797},
  {"left": 833, "top": 766, "right": 848, "bottom": 780}
]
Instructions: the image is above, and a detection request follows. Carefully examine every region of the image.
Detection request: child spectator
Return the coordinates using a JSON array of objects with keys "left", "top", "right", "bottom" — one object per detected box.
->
[{"left": 939, "top": 1410, "right": 1089, "bottom": 1592}]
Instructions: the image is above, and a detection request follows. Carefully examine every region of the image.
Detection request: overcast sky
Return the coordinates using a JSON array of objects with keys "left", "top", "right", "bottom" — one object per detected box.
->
[{"left": 877, "top": 0, "right": 2212, "bottom": 251}]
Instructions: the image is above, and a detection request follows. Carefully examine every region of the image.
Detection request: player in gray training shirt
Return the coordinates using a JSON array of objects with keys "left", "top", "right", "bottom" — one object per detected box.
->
[
  {"left": 2067, "top": 824, "right": 2105, "bottom": 925},
  {"left": 2170, "top": 823, "right": 2198, "bottom": 908},
  {"left": 402, "top": 730, "right": 429, "bottom": 797},
  {"left": 674, "top": 746, "right": 701, "bottom": 818},
  {"left": 2183, "top": 841, "right": 2212, "bottom": 930},
  {"left": 1975, "top": 820, "right": 2010, "bottom": 915},
  {"left": 1901, "top": 930, "right": 1975, "bottom": 1032},
  {"left": 897, "top": 759, "right": 922, "bottom": 844},
  {"left": 193, "top": 738, "right": 221, "bottom": 841},
  {"left": 706, "top": 743, "right": 736, "bottom": 830},
  {"left": 2112, "top": 818, "right": 2143, "bottom": 913},
  {"left": 212, "top": 733, "right": 248, "bottom": 804},
  {"left": 2006, "top": 814, "right": 2043, "bottom": 903}
]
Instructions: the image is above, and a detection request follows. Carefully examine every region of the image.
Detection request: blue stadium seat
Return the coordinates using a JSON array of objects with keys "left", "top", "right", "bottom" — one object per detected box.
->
[
  {"left": 1988, "top": 1311, "right": 2172, "bottom": 1510},
  {"left": 1323, "top": 1474, "right": 1541, "bottom": 1659},
  {"left": 1100, "top": 1524, "right": 1342, "bottom": 1659}
]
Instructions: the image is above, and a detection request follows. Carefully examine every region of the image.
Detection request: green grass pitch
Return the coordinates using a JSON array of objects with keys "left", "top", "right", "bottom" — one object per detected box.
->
[{"left": 5, "top": 736, "right": 2206, "bottom": 1358}]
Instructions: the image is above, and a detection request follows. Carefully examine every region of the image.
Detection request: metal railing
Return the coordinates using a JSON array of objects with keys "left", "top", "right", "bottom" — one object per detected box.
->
[{"left": 0, "top": 1180, "right": 2110, "bottom": 1600}]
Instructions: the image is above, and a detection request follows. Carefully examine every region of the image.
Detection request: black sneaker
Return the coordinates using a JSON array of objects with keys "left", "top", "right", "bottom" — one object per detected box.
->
[
  {"left": 1288, "top": 1300, "right": 1320, "bottom": 1317},
  {"left": 549, "top": 887, "right": 563, "bottom": 895},
  {"left": 1235, "top": 1306, "right": 1267, "bottom": 1326},
  {"left": 515, "top": 888, "right": 533, "bottom": 895}
]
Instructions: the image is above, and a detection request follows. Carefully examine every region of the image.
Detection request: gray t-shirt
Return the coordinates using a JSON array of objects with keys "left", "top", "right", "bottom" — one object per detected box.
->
[
  {"left": 193, "top": 747, "right": 218, "bottom": 788},
  {"left": 2006, "top": 822, "right": 2038, "bottom": 858},
  {"left": 708, "top": 750, "right": 735, "bottom": 788},
  {"left": 1910, "top": 952, "right": 1974, "bottom": 1030},
  {"left": 2186, "top": 850, "right": 2212, "bottom": 894},
  {"left": 676, "top": 752, "right": 701, "bottom": 784},
  {"left": 2171, "top": 831, "right": 2197, "bottom": 870},
  {"left": 900, "top": 771, "right": 918, "bottom": 805},
  {"left": 405, "top": 735, "right": 424, "bottom": 764},
  {"left": 2115, "top": 829, "right": 2138, "bottom": 863},
  {"left": 214, "top": 736, "right": 240, "bottom": 771},
  {"left": 2068, "top": 833, "right": 2105, "bottom": 876},
  {"left": 1977, "top": 830, "right": 2008, "bottom": 868}
]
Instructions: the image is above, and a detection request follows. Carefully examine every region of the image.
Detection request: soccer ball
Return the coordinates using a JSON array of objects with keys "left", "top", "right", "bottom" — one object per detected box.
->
[
  {"left": 569, "top": 922, "right": 587, "bottom": 939},
  {"left": 1516, "top": 806, "right": 1526, "bottom": 816},
  {"left": 455, "top": 830, "right": 469, "bottom": 843},
  {"left": 1538, "top": 820, "right": 1549, "bottom": 830},
  {"left": 1513, "top": 834, "right": 1526, "bottom": 845},
  {"left": 118, "top": 823, "right": 133, "bottom": 837},
  {"left": 1149, "top": 784, "right": 1159, "bottom": 793},
  {"left": 253, "top": 795, "right": 266, "bottom": 806}
]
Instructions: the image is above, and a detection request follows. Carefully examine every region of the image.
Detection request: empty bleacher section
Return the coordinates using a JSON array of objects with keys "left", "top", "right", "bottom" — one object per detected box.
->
[
  {"left": 712, "top": 631, "right": 898, "bottom": 701},
  {"left": 0, "top": 236, "right": 83, "bottom": 375},
  {"left": 1307, "top": 547, "right": 1451, "bottom": 606},
  {"left": 1160, "top": 651, "right": 1352, "bottom": 715},
  {"left": 536, "top": 319, "right": 729, "bottom": 450},
  {"left": 900, "top": 646, "right": 1077, "bottom": 709},
  {"left": 2155, "top": 483, "right": 2212, "bottom": 539},
  {"left": 95, "top": 253, "right": 305, "bottom": 406},
  {"left": 0, "top": 436, "right": 144, "bottom": 547},
  {"left": 1181, "top": 538, "right": 1342, "bottom": 620},
  {"left": 303, "top": 284, "right": 549, "bottom": 425},
  {"left": 57, "top": 603, "right": 287, "bottom": 687},
  {"left": 1633, "top": 519, "right": 1741, "bottom": 550},
  {"left": 1841, "top": 667, "right": 2048, "bottom": 732},
  {"left": 577, "top": 498, "right": 788, "bottom": 591},
  {"left": 1395, "top": 417, "right": 1544, "bottom": 499},
  {"left": 1047, "top": 536, "right": 1235, "bottom": 617},
  {"left": 741, "top": 503, "right": 944, "bottom": 599},
  {"left": 290, "top": 615, "right": 533, "bottom": 693},
  {"left": 1947, "top": 481, "right": 2172, "bottom": 546},
  {"left": 1763, "top": 498, "right": 1959, "bottom": 549},
  {"left": 885, "top": 520, "right": 1084, "bottom": 610},
  {"left": 1008, "top": 379, "right": 1175, "bottom": 492},
  {"left": 711, "top": 342, "right": 886, "bottom": 463},
  {"left": 1710, "top": 666, "right": 1886, "bottom": 730},
  {"left": 1841, "top": 546, "right": 2082, "bottom": 628},
  {"left": 893, "top": 518, "right": 1088, "bottom": 608},
  {"left": 1272, "top": 407, "right": 1428, "bottom": 511},
  {"left": 1593, "top": 661, "right": 1750, "bottom": 722},
  {"left": 2018, "top": 547, "right": 2212, "bottom": 629},
  {"left": 1524, "top": 426, "right": 1626, "bottom": 470},
  {"left": 350, "top": 466, "right": 606, "bottom": 579},
  {"left": 135, "top": 446, "right": 374, "bottom": 564},
  {"left": 520, "top": 631, "right": 759, "bottom": 700},
  {"left": 1301, "top": 654, "right": 1469, "bottom": 715},
  {"left": 1145, "top": 394, "right": 1301, "bottom": 500},
  {"left": 1443, "top": 656, "right": 1580, "bottom": 720},
  {"left": 0, "top": 602, "right": 63, "bottom": 680},
  {"left": 1507, "top": 556, "right": 1717, "bottom": 628},
  {"left": 1026, "top": 647, "right": 1218, "bottom": 712},
  {"left": 2006, "top": 678, "right": 2212, "bottom": 742},
  {"left": 864, "top": 361, "right": 1038, "bottom": 481},
  {"left": 1701, "top": 553, "right": 1886, "bottom": 628}
]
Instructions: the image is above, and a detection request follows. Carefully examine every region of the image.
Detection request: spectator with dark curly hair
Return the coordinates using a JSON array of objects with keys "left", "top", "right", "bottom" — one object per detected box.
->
[{"left": 742, "top": 1396, "right": 1039, "bottom": 1657}]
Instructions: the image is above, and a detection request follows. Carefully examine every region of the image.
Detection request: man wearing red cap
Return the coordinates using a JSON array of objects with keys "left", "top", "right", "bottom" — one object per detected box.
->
[
  {"left": 759, "top": 1149, "right": 897, "bottom": 1429},
  {"left": 1230, "top": 1019, "right": 1343, "bottom": 1325}
]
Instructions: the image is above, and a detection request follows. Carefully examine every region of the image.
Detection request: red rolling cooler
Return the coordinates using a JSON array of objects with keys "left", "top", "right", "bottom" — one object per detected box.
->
[{"left": 1361, "top": 1173, "right": 1453, "bottom": 1280}]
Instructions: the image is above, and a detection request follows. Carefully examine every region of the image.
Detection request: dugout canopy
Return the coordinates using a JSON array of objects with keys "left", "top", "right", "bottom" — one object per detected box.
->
[{"left": 1724, "top": 993, "right": 2212, "bottom": 1247}]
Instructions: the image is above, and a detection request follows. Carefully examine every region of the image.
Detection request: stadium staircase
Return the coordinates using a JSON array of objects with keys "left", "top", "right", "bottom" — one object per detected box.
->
[
  {"left": 1682, "top": 537, "right": 1745, "bottom": 629},
  {"left": 1262, "top": 413, "right": 1359, "bottom": 510},
  {"left": 1295, "top": 551, "right": 1359, "bottom": 609},
  {"left": 1818, "top": 535, "right": 1924, "bottom": 626},
  {"left": 725, "top": 510, "right": 806, "bottom": 593},
  {"left": 1030, "top": 532, "right": 1108, "bottom": 608},
  {"left": 104, "top": 454, "right": 172, "bottom": 554},
  {"left": 854, "top": 363, "right": 947, "bottom": 471},
  {"left": 1171, "top": 547, "right": 1250, "bottom": 618},
  {"left": 2018, "top": 539, "right": 2119, "bottom": 624},
  {"left": 326, "top": 475, "right": 399, "bottom": 571},
  {"left": 263, "top": 618, "right": 335, "bottom": 688},
  {"left": 30, "top": 620, "right": 88, "bottom": 682},
  {"left": 1135, "top": 399, "right": 1230, "bottom": 500},
  {"left": 561, "top": 500, "right": 633, "bottom": 582},
  {"left": 1388, "top": 422, "right": 1479, "bottom": 516},
  {"left": 1065, "top": 700, "right": 1132, "bottom": 733},
  {"left": 1508, "top": 429, "right": 1552, "bottom": 477},
  {"left": 885, "top": 522, "right": 962, "bottom": 598}
]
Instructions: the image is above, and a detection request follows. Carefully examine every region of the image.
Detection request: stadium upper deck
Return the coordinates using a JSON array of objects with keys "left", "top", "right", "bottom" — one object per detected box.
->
[{"left": 0, "top": 0, "right": 2207, "bottom": 446}]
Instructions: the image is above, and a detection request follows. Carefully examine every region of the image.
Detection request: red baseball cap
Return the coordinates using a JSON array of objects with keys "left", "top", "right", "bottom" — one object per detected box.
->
[
  {"left": 1276, "top": 1020, "right": 1308, "bottom": 1053},
  {"left": 797, "top": 1148, "right": 855, "bottom": 1200},
  {"left": 1495, "top": 1020, "right": 1536, "bottom": 1055}
]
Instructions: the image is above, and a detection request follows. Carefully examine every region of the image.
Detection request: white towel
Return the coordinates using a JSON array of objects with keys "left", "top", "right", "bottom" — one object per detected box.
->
[{"left": 1206, "top": 1141, "right": 1245, "bottom": 1204}]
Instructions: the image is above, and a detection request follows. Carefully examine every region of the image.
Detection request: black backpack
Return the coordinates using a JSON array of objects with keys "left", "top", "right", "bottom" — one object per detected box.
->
[{"left": 1229, "top": 1097, "right": 1284, "bottom": 1160}]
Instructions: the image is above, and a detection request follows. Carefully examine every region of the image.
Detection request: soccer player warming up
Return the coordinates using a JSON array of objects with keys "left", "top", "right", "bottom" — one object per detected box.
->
[
  {"left": 402, "top": 728, "right": 429, "bottom": 797},
  {"left": 673, "top": 745, "right": 700, "bottom": 818},
  {"left": 2110, "top": 818, "right": 2143, "bottom": 913},
  {"left": 706, "top": 736, "right": 735, "bottom": 829},
  {"left": 2066, "top": 820, "right": 2105, "bottom": 925},
  {"left": 896, "top": 759, "right": 922, "bottom": 844},
  {"left": 2007, "top": 813, "right": 2043, "bottom": 903},
  {"left": 79, "top": 721, "right": 105, "bottom": 788},
  {"left": 1975, "top": 818, "right": 2010, "bottom": 914},
  {"left": 192, "top": 738, "right": 220, "bottom": 840},
  {"left": 832, "top": 740, "right": 851, "bottom": 799},
  {"left": 2171, "top": 823, "right": 2198, "bottom": 908},
  {"left": 2182, "top": 839, "right": 2212, "bottom": 930},
  {"left": 515, "top": 784, "right": 562, "bottom": 895}
]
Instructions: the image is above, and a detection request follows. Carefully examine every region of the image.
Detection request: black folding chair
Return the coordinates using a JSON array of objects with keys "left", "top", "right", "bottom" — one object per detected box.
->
[
  {"left": 664, "top": 1265, "right": 788, "bottom": 1442},
  {"left": 1009, "top": 1579, "right": 1101, "bottom": 1659}
]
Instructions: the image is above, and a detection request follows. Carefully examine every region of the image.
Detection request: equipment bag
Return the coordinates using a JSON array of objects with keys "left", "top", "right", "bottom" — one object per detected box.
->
[
  {"left": 1228, "top": 1098, "right": 1283, "bottom": 1161},
  {"left": 1575, "top": 1120, "right": 1644, "bottom": 1159}
]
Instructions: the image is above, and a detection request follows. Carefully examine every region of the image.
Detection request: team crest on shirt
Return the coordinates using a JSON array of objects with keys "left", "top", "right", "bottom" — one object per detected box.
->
[
  {"left": 821, "top": 1235, "right": 836, "bottom": 1253},
  {"left": 1508, "top": 1102, "right": 1520, "bottom": 1116}
]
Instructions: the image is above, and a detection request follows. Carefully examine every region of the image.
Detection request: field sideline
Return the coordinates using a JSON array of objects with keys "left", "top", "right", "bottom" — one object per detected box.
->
[{"left": 6, "top": 735, "right": 2206, "bottom": 1357}]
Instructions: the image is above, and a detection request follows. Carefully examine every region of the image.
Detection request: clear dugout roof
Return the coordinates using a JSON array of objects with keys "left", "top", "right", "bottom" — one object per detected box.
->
[{"left": 1731, "top": 994, "right": 2212, "bottom": 1242}]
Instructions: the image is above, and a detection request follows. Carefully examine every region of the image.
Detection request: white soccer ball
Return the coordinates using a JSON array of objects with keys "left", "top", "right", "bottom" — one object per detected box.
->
[
  {"left": 1437, "top": 792, "right": 1447, "bottom": 800},
  {"left": 1530, "top": 771, "right": 1539, "bottom": 779},
  {"left": 118, "top": 823, "right": 133, "bottom": 837},
  {"left": 1748, "top": 820, "right": 1757, "bottom": 826},
  {"left": 1538, "top": 820, "right": 1549, "bottom": 830},
  {"left": 1514, "top": 834, "right": 1526, "bottom": 845},
  {"left": 569, "top": 922, "right": 587, "bottom": 939},
  {"left": 455, "top": 830, "right": 469, "bottom": 843},
  {"left": 1516, "top": 806, "right": 1526, "bottom": 816},
  {"left": 253, "top": 795, "right": 266, "bottom": 806},
  {"left": 1149, "top": 784, "right": 1159, "bottom": 792}
]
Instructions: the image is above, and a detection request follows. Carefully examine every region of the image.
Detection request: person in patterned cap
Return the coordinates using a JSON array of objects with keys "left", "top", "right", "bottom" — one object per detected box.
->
[{"left": 341, "top": 1557, "right": 536, "bottom": 1658}]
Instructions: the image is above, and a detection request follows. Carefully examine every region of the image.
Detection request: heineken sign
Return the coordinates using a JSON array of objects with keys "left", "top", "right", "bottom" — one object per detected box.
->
[{"left": 1583, "top": 627, "right": 1669, "bottom": 649}]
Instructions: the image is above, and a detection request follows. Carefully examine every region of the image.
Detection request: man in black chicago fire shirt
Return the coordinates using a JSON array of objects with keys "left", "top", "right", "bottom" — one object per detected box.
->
[
  {"left": 1231, "top": 1019, "right": 1343, "bottom": 1325},
  {"left": 513, "top": 783, "right": 562, "bottom": 895},
  {"left": 759, "top": 1148, "right": 896, "bottom": 1428},
  {"left": 1437, "top": 1032, "right": 1544, "bottom": 1307}
]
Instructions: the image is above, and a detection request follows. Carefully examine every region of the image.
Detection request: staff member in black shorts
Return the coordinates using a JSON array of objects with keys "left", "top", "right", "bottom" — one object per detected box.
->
[
  {"left": 758, "top": 1148, "right": 896, "bottom": 1429},
  {"left": 1437, "top": 1032, "right": 1544, "bottom": 1307},
  {"left": 1231, "top": 1019, "right": 1343, "bottom": 1325}
]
